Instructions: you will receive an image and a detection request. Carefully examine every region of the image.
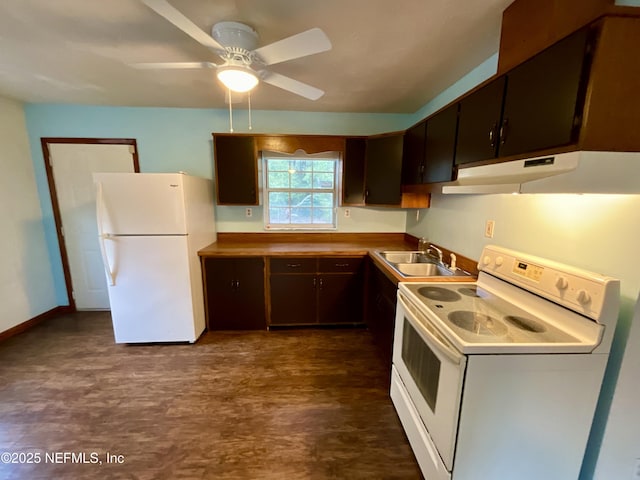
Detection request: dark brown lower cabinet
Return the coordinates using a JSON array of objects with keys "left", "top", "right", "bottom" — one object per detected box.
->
[
  {"left": 203, "top": 257, "right": 266, "bottom": 330},
  {"left": 317, "top": 273, "right": 363, "bottom": 324},
  {"left": 269, "top": 274, "right": 317, "bottom": 325},
  {"left": 365, "top": 259, "right": 398, "bottom": 374},
  {"left": 269, "top": 256, "right": 364, "bottom": 326}
]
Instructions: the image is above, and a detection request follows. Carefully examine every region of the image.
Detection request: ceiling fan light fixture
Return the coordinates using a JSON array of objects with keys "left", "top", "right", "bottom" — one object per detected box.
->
[{"left": 217, "top": 65, "right": 259, "bottom": 93}]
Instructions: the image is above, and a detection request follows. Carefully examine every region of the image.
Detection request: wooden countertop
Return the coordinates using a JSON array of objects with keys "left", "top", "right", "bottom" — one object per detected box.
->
[
  {"left": 198, "top": 233, "right": 478, "bottom": 284},
  {"left": 198, "top": 233, "right": 411, "bottom": 256}
]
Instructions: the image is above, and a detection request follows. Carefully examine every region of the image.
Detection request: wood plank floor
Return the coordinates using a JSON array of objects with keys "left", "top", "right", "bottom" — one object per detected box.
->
[{"left": 0, "top": 312, "right": 422, "bottom": 479}]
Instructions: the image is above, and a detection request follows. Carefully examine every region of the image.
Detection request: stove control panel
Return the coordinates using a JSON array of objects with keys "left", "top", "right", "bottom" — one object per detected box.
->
[
  {"left": 513, "top": 260, "right": 544, "bottom": 282},
  {"left": 478, "top": 245, "right": 619, "bottom": 321}
]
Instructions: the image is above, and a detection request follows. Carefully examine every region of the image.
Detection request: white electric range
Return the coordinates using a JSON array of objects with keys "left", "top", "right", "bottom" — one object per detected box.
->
[{"left": 390, "top": 245, "right": 620, "bottom": 480}]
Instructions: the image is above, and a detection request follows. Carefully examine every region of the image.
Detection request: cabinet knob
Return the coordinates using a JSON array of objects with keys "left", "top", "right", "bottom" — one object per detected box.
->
[{"left": 287, "top": 263, "right": 302, "bottom": 268}]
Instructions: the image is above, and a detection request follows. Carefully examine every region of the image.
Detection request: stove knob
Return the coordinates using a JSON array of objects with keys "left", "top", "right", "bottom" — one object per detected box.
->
[
  {"left": 577, "top": 289, "right": 591, "bottom": 304},
  {"left": 495, "top": 256, "right": 504, "bottom": 267},
  {"left": 555, "top": 276, "right": 569, "bottom": 290},
  {"left": 483, "top": 255, "right": 492, "bottom": 266}
]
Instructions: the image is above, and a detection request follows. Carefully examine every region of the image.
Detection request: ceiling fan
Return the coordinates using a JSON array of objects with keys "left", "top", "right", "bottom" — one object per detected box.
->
[{"left": 135, "top": 0, "right": 332, "bottom": 101}]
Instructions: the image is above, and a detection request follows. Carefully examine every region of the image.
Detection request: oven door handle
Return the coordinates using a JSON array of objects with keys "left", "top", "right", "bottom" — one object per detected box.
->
[{"left": 398, "top": 293, "right": 465, "bottom": 365}]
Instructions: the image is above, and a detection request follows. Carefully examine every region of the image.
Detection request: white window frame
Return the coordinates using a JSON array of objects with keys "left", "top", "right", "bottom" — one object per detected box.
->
[{"left": 262, "top": 150, "right": 339, "bottom": 230}]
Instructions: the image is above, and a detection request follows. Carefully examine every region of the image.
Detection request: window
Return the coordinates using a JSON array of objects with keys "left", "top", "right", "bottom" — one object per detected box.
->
[{"left": 263, "top": 151, "right": 338, "bottom": 230}]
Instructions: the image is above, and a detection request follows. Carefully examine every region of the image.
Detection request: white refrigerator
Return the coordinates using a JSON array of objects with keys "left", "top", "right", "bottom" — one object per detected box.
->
[{"left": 93, "top": 172, "right": 216, "bottom": 343}]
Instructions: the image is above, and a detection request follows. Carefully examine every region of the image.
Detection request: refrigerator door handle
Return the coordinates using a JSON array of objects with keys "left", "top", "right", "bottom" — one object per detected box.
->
[{"left": 96, "top": 182, "right": 116, "bottom": 286}]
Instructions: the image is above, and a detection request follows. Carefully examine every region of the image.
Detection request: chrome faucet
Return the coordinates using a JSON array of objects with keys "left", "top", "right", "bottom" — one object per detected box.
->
[
  {"left": 427, "top": 245, "right": 443, "bottom": 264},
  {"left": 418, "top": 237, "right": 429, "bottom": 254}
]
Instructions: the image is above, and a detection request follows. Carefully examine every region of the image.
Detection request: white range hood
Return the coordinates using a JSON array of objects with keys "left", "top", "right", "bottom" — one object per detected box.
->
[{"left": 442, "top": 151, "right": 640, "bottom": 194}]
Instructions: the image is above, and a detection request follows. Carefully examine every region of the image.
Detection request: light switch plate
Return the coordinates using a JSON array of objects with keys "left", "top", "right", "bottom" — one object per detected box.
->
[{"left": 485, "top": 220, "right": 495, "bottom": 238}]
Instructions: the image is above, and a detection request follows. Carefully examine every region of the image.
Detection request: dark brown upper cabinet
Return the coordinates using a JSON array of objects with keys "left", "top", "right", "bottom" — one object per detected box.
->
[
  {"left": 364, "top": 134, "right": 403, "bottom": 206},
  {"left": 213, "top": 134, "right": 258, "bottom": 205},
  {"left": 455, "top": 77, "right": 507, "bottom": 165},
  {"left": 342, "top": 137, "right": 367, "bottom": 206},
  {"left": 423, "top": 104, "right": 459, "bottom": 183},
  {"left": 456, "top": 25, "right": 593, "bottom": 165},
  {"left": 401, "top": 121, "right": 427, "bottom": 184},
  {"left": 498, "top": 26, "right": 592, "bottom": 157}
]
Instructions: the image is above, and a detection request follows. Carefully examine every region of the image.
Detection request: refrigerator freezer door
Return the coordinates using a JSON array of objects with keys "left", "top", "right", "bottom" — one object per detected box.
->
[
  {"left": 106, "top": 235, "right": 202, "bottom": 343},
  {"left": 94, "top": 173, "right": 187, "bottom": 235}
]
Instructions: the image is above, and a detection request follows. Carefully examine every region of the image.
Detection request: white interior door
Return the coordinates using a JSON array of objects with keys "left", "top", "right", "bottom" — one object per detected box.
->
[{"left": 48, "top": 142, "right": 135, "bottom": 310}]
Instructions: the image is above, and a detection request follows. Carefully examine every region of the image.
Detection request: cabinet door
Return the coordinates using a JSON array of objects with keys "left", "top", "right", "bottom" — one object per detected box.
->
[
  {"left": 318, "top": 273, "right": 363, "bottom": 324},
  {"left": 424, "top": 104, "right": 458, "bottom": 183},
  {"left": 234, "top": 258, "right": 266, "bottom": 329},
  {"left": 401, "top": 121, "right": 427, "bottom": 184},
  {"left": 364, "top": 134, "right": 403, "bottom": 205},
  {"left": 213, "top": 135, "right": 258, "bottom": 205},
  {"left": 455, "top": 77, "right": 506, "bottom": 165},
  {"left": 365, "top": 262, "right": 398, "bottom": 373},
  {"left": 342, "top": 137, "right": 366, "bottom": 206},
  {"left": 204, "top": 257, "right": 265, "bottom": 330},
  {"left": 499, "top": 27, "right": 591, "bottom": 157},
  {"left": 204, "top": 258, "right": 239, "bottom": 330},
  {"left": 270, "top": 274, "right": 317, "bottom": 325}
]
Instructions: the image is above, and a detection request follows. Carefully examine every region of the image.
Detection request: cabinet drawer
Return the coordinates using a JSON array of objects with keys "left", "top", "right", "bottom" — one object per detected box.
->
[
  {"left": 318, "top": 256, "right": 364, "bottom": 273},
  {"left": 270, "top": 257, "right": 317, "bottom": 274}
]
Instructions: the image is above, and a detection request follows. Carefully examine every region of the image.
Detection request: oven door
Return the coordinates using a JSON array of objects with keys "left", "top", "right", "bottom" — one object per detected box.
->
[{"left": 392, "top": 291, "right": 467, "bottom": 472}]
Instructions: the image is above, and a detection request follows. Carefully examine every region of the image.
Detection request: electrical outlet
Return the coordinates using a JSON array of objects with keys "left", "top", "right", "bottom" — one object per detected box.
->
[
  {"left": 485, "top": 220, "right": 495, "bottom": 238},
  {"left": 245, "top": 208, "right": 252, "bottom": 218},
  {"left": 632, "top": 458, "right": 640, "bottom": 480},
  {"left": 344, "top": 209, "right": 351, "bottom": 218}
]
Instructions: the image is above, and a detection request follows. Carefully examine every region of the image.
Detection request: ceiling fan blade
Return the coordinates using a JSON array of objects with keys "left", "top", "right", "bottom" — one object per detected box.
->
[
  {"left": 253, "top": 28, "right": 331, "bottom": 66},
  {"left": 131, "top": 62, "right": 217, "bottom": 69},
  {"left": 261, "top": 71, "right": 325, "bottom": 100},
  {"left": 141, "top": 0, "right": 225, "bottom": 52}
]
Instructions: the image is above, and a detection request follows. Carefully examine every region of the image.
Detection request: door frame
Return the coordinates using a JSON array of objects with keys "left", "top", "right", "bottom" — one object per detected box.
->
[{"left": 41, "top": 137, "right": 140, "bottom": 311}]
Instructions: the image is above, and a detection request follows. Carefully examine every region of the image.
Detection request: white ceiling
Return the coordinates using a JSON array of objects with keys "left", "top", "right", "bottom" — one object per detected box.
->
[{"left": 0, "top": 0, "right": 513, "bottom": 114}]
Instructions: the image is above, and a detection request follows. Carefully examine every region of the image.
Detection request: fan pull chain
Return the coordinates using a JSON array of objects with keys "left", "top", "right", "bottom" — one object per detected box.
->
[
  {"left": 248, "top": 91, "right": 252, "bottom": 131},
  {"left": 228, "top": 88, "right": 234, "bottom": 133}
]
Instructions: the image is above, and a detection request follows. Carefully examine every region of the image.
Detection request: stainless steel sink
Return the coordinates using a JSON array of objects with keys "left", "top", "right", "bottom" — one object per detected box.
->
[
  {"left": 394, "top": 263, "right": 454, "bottom": 277},
  {"left": 378, "top": 251, "right": 430, "bottom": 264},
  {"left": 375, "top": 250, "right": 472, "bottom": 278}
]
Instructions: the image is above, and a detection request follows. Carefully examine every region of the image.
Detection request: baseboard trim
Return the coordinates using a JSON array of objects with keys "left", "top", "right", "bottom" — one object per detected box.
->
[{"left": 0, "top": 305, "right": 73, "bottom": 343}]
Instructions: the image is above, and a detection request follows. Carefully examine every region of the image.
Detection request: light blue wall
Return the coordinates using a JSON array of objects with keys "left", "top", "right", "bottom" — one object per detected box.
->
[
  {"left": 24, "top": 104, "right": 410, "bottom": 305},
  {"left": 406, "top": 53, "right": 499, "bottom": 126}
]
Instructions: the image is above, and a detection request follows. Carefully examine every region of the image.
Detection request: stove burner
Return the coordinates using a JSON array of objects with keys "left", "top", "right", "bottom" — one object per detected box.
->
[
  {"left": 448, "top": 310, "right": 508, "bottom": 337},
  {"left": 458, "top": 286, "right": 480, "bottom": 297},
  {"left": 417, "top": 286, "right": 461, "bottom": 302},
  {"left": 504, "top": 315, "right": 547, "bottom": 333}
]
